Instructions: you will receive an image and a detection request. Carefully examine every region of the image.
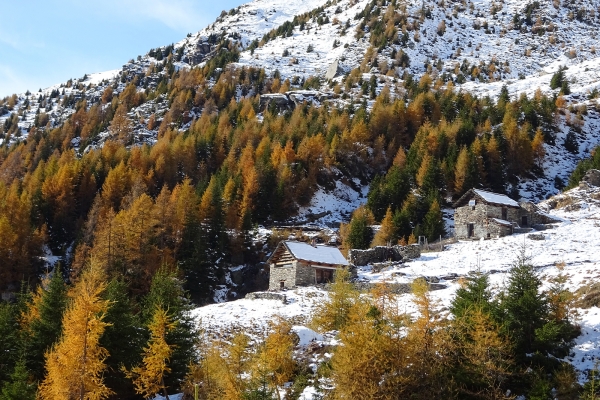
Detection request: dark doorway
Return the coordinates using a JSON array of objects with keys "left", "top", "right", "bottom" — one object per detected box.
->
[
  {"left": 280, "top": 281, "right": 285, "bottom": 289},
  {"left": 315, "top": 268, "right": 334, "bottom": 284},
  {"left": 502, "top": 207, "right": 507, "bottom": 220},
  {"left": 467, "top": 223, "right": 474, "bottom": 238},
  {"left": 521, "top": 216, "right": 528, "bottom": 226}
]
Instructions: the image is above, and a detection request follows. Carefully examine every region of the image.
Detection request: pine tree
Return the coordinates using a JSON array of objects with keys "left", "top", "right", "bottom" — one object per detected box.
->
[
  {"left": 0, "top": 302, "right": 20, "bottom": 384},
  {"left": 0, "top": 359, "right": 36, "bottom": 400},
  {"left": 22, "top": 265, "right": 68, "bottom": 381},
  {"left": 450, "top": 270, "right": 494, "bottom": 319},
  {"left": 343, "top": 206, "right": 374, "bottom": 250},
  {"left": 422, "top": 199, "right": 445, "bottom": 242},
  {"left": 38, "top": 261, "right": 112, "bottom": 400},
  {"left": 143, "top": 268, "right": 197, "bottom": 389},
  {"left": 99, "top": 279, "right": 143, "bottom": 397},
  {"left": 498, "top": 252, "right": 547, "bottom": 359},
  {"left": 126, "top": 306, "right": 176, "bottom": 400}
]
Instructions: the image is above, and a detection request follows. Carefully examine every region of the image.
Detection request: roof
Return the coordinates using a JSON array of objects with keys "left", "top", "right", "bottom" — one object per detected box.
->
[
  {"left": 454, "top": 189, "right": 520, "bottom": 208},
  {"left": 271, "top": 241, "right": 349, "bottom": 266},
  {"left": 473, "top": 189, "right": 519, "bottom": 207},
  {"left": 490, "top": 218, "right": 513, "bottom": 227}
]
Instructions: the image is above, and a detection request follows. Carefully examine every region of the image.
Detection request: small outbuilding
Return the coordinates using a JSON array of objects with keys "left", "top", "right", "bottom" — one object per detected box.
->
[
  {"left": 454, "top": 189, "right": 558, "bottom": 239},
  {"left": 268, "top": 241, "right": 349, "bottom": 290}
]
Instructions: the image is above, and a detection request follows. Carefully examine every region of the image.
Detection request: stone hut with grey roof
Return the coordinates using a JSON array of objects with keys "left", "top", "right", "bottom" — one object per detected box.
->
[
  {"left": 453, "top": 189, "right": 559, "bottom": 239},
  {"left": 268, "top": 241, "right": 349, "bottom": 290}
]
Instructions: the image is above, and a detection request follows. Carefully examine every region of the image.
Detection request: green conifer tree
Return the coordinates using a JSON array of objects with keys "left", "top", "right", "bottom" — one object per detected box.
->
[
  {"left": 0, "top": 359, "right": 36, "bottom": 400},
  {"left": 143, "top": 269, "right": 197, "bottom": 391},
  {"left": 23, "top": 265, "right": 68, "bottom": 381}
]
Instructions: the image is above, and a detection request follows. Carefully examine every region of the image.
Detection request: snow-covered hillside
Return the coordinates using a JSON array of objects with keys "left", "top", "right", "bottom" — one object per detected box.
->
[
  {"left": 1, "top": 0, "right": 600, "bottom": 202},
  {"left": 193, "top": 183, "right": 600, "bottom": 389}
]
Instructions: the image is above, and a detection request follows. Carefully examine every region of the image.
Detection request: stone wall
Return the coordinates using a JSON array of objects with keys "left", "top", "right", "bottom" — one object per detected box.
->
[
  {"left": 348, "top": 244, "right": 421, "bottom": 266},
  {"left": 519, "top": 202, "right": 561, "bottom": 225},
  {"left": 455, "top": 203, "right": 522, "bottom": 239},
  {"left": 455, "top": 204, "right": 492, "bottom": 239},
  {"left": 296, "top": 263, "right": 317, "bottom": 286},
  {"left": 268, "top": 261, "right": 297, "bottom": 290}
]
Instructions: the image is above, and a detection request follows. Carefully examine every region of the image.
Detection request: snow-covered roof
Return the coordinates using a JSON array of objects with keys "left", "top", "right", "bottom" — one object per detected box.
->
[
  {"left": 454, "top": 189, "right": 520, "bottom": 208},
  {"left": 490, "top": 218, "right": 513, "bottom": 227},
  {"left": 284, "top": 241, "right": 349, "bottom": 266},
  {"left": 473, "top": 189, "right": 520, "bottom": 207}
]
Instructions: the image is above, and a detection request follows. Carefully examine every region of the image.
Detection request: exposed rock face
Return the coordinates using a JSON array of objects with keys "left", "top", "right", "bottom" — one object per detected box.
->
[
  {"left": 582, "top": 169, "right": 600, "bottom": 187},
  {"left": 259, "top": 91, "right": 333, "bottom": 111},
  {"left": 348, "top": 244, "right": 421, "bottom": 266},
  {"left": 325, "top": 59, "right": 340, "bottom": 80}
]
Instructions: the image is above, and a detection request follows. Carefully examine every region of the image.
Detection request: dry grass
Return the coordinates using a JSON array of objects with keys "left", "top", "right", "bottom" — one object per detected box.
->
[{"left": 575, "top": 282, "right": 600, "bottom": 308}]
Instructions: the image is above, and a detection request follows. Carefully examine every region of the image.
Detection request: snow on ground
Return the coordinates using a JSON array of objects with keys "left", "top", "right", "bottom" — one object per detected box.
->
[
  {"left": 83, "top": 69, "right": 120, "bottom": 85},
  {"left": 193, "top": 184, "right": 600, "bottom": 381},
  {"left": 295, "top": 177, "right": 369, "bottom": 226},
  {"left": 235, "top": 0, "right": 372, "bottom": 80},
  {"left": 518, "top": 108, "right": 600, "bottom": 202}
]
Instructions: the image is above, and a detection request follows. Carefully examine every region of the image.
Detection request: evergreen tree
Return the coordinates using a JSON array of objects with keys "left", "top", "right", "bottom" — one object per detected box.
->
[
  {"left": 451, "top": 270, "right": 495, "bottom": 319},
  {"left": 126, "top": 307, "right": 176, "bottom": 400},
  {"left": 100, "top": 279, "right": 143, "bottom": 397},
  {"left": 143, "top": 268, "right": 197, "bottom": 390},
  {"left": 0, "top": 302, "right": 20, "bottom": 384},
  {"left": 343, "top": 206, "right": 374, "bottom": 250},
  {"left": 0, "top": 359, "right": 36, "bottom": 400},
  {"left": 22, "top": 265, "right": 68, "bottom": 381},
  {"left": 422, "top": 199, "right": 445, "bottom": 242},
  {"left": 499, "top": 252, "right": 547, "bottom": 359},
  {"left": 38, "top": 262, "right": 112, "bottom": 400}
]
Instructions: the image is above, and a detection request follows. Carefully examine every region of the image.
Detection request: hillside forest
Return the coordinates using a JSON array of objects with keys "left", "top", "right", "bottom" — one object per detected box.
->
[{"left": 0, "top": 21, "right": 599, "bottom": 398}]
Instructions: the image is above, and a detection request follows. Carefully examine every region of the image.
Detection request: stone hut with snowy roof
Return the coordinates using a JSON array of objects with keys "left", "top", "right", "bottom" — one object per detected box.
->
[
  {"left": 268, "top": 241, "right": 349, "bottom": 290},
  {"left": 453, "top": 189, "right": 558, "bottom": 239}
]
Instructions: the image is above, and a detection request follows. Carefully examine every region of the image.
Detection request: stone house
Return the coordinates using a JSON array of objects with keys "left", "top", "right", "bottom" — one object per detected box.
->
[
  {"left": 454, "top": 189, "right": 558, "bottom": 239},
  {"left": 268, "top": 241, "right": 349, "bottom": 290}
]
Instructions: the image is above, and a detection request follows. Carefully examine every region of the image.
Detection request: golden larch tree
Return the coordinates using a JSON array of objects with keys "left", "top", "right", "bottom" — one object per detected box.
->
[
  {"left": 38, "top": 261, "right": 112, "bottom": 400},
  {"left": 126, "top": 306, "right": 177, "bottom": 400}
]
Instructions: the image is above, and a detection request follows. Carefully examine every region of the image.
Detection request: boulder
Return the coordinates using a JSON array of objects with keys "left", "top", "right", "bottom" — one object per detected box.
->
[
  {"left": 582, "top": 169, "right": 600, "bottom": 187},
  {"left": 527, "top": 233, "right": 545, "bottom": 240},
  {"left": 325, "top": 59, "right": 340, "bottom": 80},
  {"left": 259, "top": 93, "right": 291, "bottom": 110}
]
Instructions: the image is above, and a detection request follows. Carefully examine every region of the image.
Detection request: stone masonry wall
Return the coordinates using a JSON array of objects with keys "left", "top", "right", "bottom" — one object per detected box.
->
[
  {"left": 348, "top": 244, "right": 421, "bottom": 266},
  {"left": 296, "top": 263, "right": 316, "bottom": 286},
  {"left": 269, "top": 261, "right": 297, "bottom": 290},
  {"left": 455, "top": 204, "right": 489, "bottom": 239}
]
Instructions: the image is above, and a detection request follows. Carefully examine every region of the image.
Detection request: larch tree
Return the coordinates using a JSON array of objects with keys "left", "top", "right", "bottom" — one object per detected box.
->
[
  {"left": 249, "top": 319, "right": 296, "bottom": 400},
  {"left": 126, "top": 306, "right": 176, "bottom": 400},
  {"left": 372, "top": 206, "right": 397, "bottom": 247},
  {"left": 38, "top": 261, "right": 112, "bottom": 400}
]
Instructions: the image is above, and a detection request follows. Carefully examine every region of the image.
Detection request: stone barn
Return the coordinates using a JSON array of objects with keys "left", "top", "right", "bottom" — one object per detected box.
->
[
  {"left": 268, "top": 241, "right": 349, "bottom": 290},
  {"left": 454, "top": 189, "right": 558, "bottom": 240}
]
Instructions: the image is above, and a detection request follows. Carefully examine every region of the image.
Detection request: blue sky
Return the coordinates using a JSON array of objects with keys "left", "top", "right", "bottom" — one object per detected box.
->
[{"left": 0, "top": 0, "right": 246, "bottom": 98}]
